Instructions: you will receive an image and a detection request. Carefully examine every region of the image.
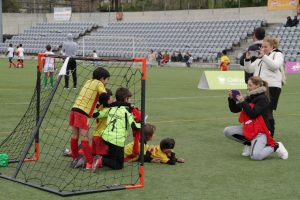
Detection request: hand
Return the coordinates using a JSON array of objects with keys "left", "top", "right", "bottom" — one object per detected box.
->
[
  {"left": 236, "top": 95, "right": 244, "bottom": 103},
  {"left": 177, "top": 158, "right": 185, "bottom": 163},
  {"left": 228, "top": 90, "right": 233, "bottom": 98},
  {"left": 151, "top": 158, "right": 161, "bottom": 163},
  {"left": 245, "top": 51, "right": 252, "bottom": 59}
]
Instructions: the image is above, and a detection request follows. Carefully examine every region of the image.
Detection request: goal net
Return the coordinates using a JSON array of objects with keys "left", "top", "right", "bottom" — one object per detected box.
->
[{"left": 0, "top": 54, "right": 146, "bottom": 196}]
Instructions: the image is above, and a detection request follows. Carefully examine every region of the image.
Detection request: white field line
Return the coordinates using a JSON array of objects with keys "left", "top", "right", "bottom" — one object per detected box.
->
[
  {"left": 1, "top": 92, "right": 298, "bottom": 105},
  {"left": 1, "top": 113, "right": 300, "bottom": 135}
]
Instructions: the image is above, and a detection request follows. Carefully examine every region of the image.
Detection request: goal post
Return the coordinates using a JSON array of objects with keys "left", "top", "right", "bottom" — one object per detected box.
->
[
  {"left": 0, "top": 54, "right": 147, "bottom": 196},
  {"left": 79, "top": 35, "right": 148, "bottom": 58}
]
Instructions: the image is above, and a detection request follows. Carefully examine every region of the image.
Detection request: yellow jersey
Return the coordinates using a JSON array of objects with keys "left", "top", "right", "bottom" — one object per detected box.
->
[
  {"left": 92, "top": 107, "right": 107, "bottom": 137},
  {"left": 124, "top": 141, "right": 148, "bottom": 162},
  {"left": 221, "top": 55, "right": 230, "bottom": 66},
  {"left": 150, "top": 145, "right": 172, "bottom": 164},
  {"left": 72, "top": 79, "right": 106, "bottom": 117}
]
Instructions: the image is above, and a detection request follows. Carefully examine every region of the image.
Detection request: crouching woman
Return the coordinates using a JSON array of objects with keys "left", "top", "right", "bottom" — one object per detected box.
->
[{"left": 223, "top": 76, "right": 288, "bottom": 160}]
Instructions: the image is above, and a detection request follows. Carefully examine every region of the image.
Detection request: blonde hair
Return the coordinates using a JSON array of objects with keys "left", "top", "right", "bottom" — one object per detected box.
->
[
  {"left": 144, "top": 123, "right": 156, "bottom": 142},
  {"left": 263, "top": 36, "right": 279, "bottom": 49}
]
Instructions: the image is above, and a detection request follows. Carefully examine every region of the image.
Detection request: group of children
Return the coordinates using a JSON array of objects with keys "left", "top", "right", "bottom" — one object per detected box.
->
[
  {"left": 6, "top": 43, "right": 25, "bottom": 68},
  {"left": 67, "top": 66, "right": 184, "bottom": 172}
]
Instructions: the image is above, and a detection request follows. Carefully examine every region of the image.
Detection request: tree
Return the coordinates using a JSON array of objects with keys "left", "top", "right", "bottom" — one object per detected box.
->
[{"left": 3, "top": 0, "right": 20, "bottom": 12}]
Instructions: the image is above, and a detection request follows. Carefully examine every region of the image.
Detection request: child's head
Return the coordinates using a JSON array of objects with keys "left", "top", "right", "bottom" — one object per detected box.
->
[
  {"left": 115, "top": 87, "right": 132, "bottom": 103},
  {"left": 98, "top": 88, "right": 113, "bottom": 107},
  {"left": 93, "top": 67, "right": 110, "bottom": 84},
  {"left": 93, "top": 50, "right": 96, "bottom": 53},
  {"left": 106, "top": 88, "right": 113, "bottom": 104},
  {"left": 9, "top": 43, "right": 12, "bottom": 47},
  {"left": 144, "top": 123, "right": 156, "bottom": 142},
  {"left": 19, "top": 44, "right": 22, "bottom": 47},
  {"left": 160, "top": 138, "right": 175, "bottom": 154},
  {"left": 222, "top": 50, "right": 227, "bottom": 55},
  {"left": 46, "top": 44, "right": 52, "bottom": 51}
]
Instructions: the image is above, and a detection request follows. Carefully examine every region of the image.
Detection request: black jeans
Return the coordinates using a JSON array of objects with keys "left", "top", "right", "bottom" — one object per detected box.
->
[
  {"left": 102, "top": 141, "right": 124, "bottom": 170},
  {"left": 64, "top": 58, "right": 77, "bottom": 88}
]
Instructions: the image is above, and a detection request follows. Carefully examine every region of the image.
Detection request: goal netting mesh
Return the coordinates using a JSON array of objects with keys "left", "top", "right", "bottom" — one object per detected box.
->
[{"left": 0, "top": 54, "right": 146, "bottom": 196}]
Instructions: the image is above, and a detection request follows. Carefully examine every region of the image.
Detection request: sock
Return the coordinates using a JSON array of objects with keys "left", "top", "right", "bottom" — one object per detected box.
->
[
  {"left": 133, "top": 131, "right": 140, "bottom": 155},
  {"left": 274, "top": 143, "right": 279, "bottom": 152},
  {"left": 269, "top": 119, "right": 275, "bottom": 137},
  {"left": 70, "top": 138, "right": 79, "bottom": 160},
  {"left": 81, "top": 140, "right": 93, "bottom": 164},
  {"left": 50, "top": 76, "right": 54, "bottom": 87},
  {"left": 44, "top": 77, "right": 48, "bottom": 88}
]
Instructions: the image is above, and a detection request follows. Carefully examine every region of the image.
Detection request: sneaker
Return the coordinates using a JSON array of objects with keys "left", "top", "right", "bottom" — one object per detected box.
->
[
  {"left": 70, "top": 155, "right": 82, "bottom": 168},
  {"left": 63, "top": 148, "right": 71, "bottom": 157},
  {"left": 241, "top": 145, "right": 251, "bottom": 157},
  {"left": 85, "top": 162, "right": 92, "bottom": 170},
  {"left": 73, "top": 87, "right": 77, "bottom": 90},
  {"left": 74, "top": 156, "right": 86, "bottom": 168},
  {"left": 92, "top": 156, "right": 103, "bottom": 173},
  {"left": 63, "top": 86, "right": 70, "bottom": 90},
  {"left": 276, "top": 142, "right": 288, "bottom": 160}
]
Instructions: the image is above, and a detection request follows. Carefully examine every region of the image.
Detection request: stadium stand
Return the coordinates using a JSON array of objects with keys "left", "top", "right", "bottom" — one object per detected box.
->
[
  {"left": 0, "top": 22, "right": 98, "bottom": 54},
  {"left": 80, "top": 20, "right": 263, "bottom": 61},
  {"left": 0, "top": 20, "right": 264, "bottom": 62},
  {"left": 268, "top": 24, "right": 300, "bottom": 62}
]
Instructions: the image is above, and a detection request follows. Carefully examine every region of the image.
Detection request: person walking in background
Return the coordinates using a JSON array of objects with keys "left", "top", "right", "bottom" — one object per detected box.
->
[
  {"left": 156, "top": 50, "right": 163, "bottom": 67},
  {"left": 243, "top": 37, "right": 285, "bottom": 137},
  {"left": 240, "top": 27, "right": 265, "bottom": 83},
  {"left": 220, "top": 50, "right": 230, "bottom": 71},
  {"left": 63, "top": 33, "right": 78, "bottom": 89},
  {"left": 43, "top": 45, "right": 55, "bottom": 89},
  {"left": 148, "top": 49, "right": 156, "bottom": 67},
  {"left": 224, "top": 76, "right": 288, "bottom": 160},
  {"left": 6, "top": 43, "right": 16, "bottom": 68},
  {"left": 17, "top": 44, "right": 24, "bottom": 68}
]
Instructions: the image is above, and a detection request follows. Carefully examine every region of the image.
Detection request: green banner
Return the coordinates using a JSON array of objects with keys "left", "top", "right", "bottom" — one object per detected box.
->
[{"left": 198, "top": 71, "right": 247, "bottom": 90}]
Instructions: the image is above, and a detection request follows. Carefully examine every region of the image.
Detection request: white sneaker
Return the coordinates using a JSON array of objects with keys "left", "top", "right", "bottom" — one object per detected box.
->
[
  {"left": 276, "top": 142, "right": 288, "bottom": 160},
  {"left": 241, "top": 145, "right": 251, "bottom": 157}
]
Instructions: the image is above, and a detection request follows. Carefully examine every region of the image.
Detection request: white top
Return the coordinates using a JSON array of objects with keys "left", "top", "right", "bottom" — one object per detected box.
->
[
  {"left": 93, "top": 52, "right": 98, "bottom": 58},
  {"left": 17, "top": 47, "right": 24, "bottom": 58},
  {"left": 7, "top": 47, "right": 14, "bottom": 58},
  {"left": 243, "top": 51, "right": 284, "bottom": 88},
  {"left": 44, "top": 51, "right": 55, "bottom": 72}
]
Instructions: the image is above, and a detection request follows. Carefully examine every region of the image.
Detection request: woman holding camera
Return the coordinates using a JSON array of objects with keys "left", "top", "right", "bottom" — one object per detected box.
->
[
  {"left": 224, "top": 76, "right": 288, "bottom": 160},
  {"left": 243, "top": 37, "right": 285, "bottom": 137}
]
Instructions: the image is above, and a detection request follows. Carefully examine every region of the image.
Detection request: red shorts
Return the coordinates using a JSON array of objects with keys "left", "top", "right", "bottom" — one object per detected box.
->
[
  {"left": 69, "top": 111, "right": 89, "bottom": 130},
  {"left": 92, "top": 136, "right": 109, "bottom": 155}
]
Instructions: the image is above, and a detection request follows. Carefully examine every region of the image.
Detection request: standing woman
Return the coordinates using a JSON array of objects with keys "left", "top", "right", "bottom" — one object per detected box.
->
[
  {"left": 224, "top": 76, "right": 288, "bottom": 160},
  {"left": 243, "top": 37, "right": 285, "bottom": 137}
]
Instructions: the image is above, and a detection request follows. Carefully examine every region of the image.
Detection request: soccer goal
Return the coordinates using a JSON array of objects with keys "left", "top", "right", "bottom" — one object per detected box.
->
[{"left": 0, "top": 54, "right": 147, "bottom": 196}]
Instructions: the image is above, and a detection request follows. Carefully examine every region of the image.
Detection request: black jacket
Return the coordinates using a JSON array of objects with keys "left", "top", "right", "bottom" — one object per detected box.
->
[{"left": 228, "top": 87, "right": 271, "bottom": 130}]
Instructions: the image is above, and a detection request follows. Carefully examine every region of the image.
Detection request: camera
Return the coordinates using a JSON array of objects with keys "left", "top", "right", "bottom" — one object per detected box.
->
[
  {"left": 249, "top": 50, "right": 259, "bottom": 57},
  {"left": 231, "top": 90, "right": 240, "bottom": 101}
]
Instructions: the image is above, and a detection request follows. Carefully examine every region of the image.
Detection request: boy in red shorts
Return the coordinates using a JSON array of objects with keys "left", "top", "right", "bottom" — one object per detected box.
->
[{"left": 70, "top": 67, "right": 110, "bottom": 169}]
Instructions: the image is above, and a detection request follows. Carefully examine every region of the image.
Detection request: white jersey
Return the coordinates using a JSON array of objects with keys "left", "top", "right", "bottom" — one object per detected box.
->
[
  {"left": 17, "top": 47, "right": 24, "bottom": 59},
  {"left": 7, "top": 47, "right": 14, "bottom": 58},
  {"left": 93, "top": 52, "right": 98, "bottom": 58},
  {"left": 44, "top": 51, "right": 55, "bottom": 73}
]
